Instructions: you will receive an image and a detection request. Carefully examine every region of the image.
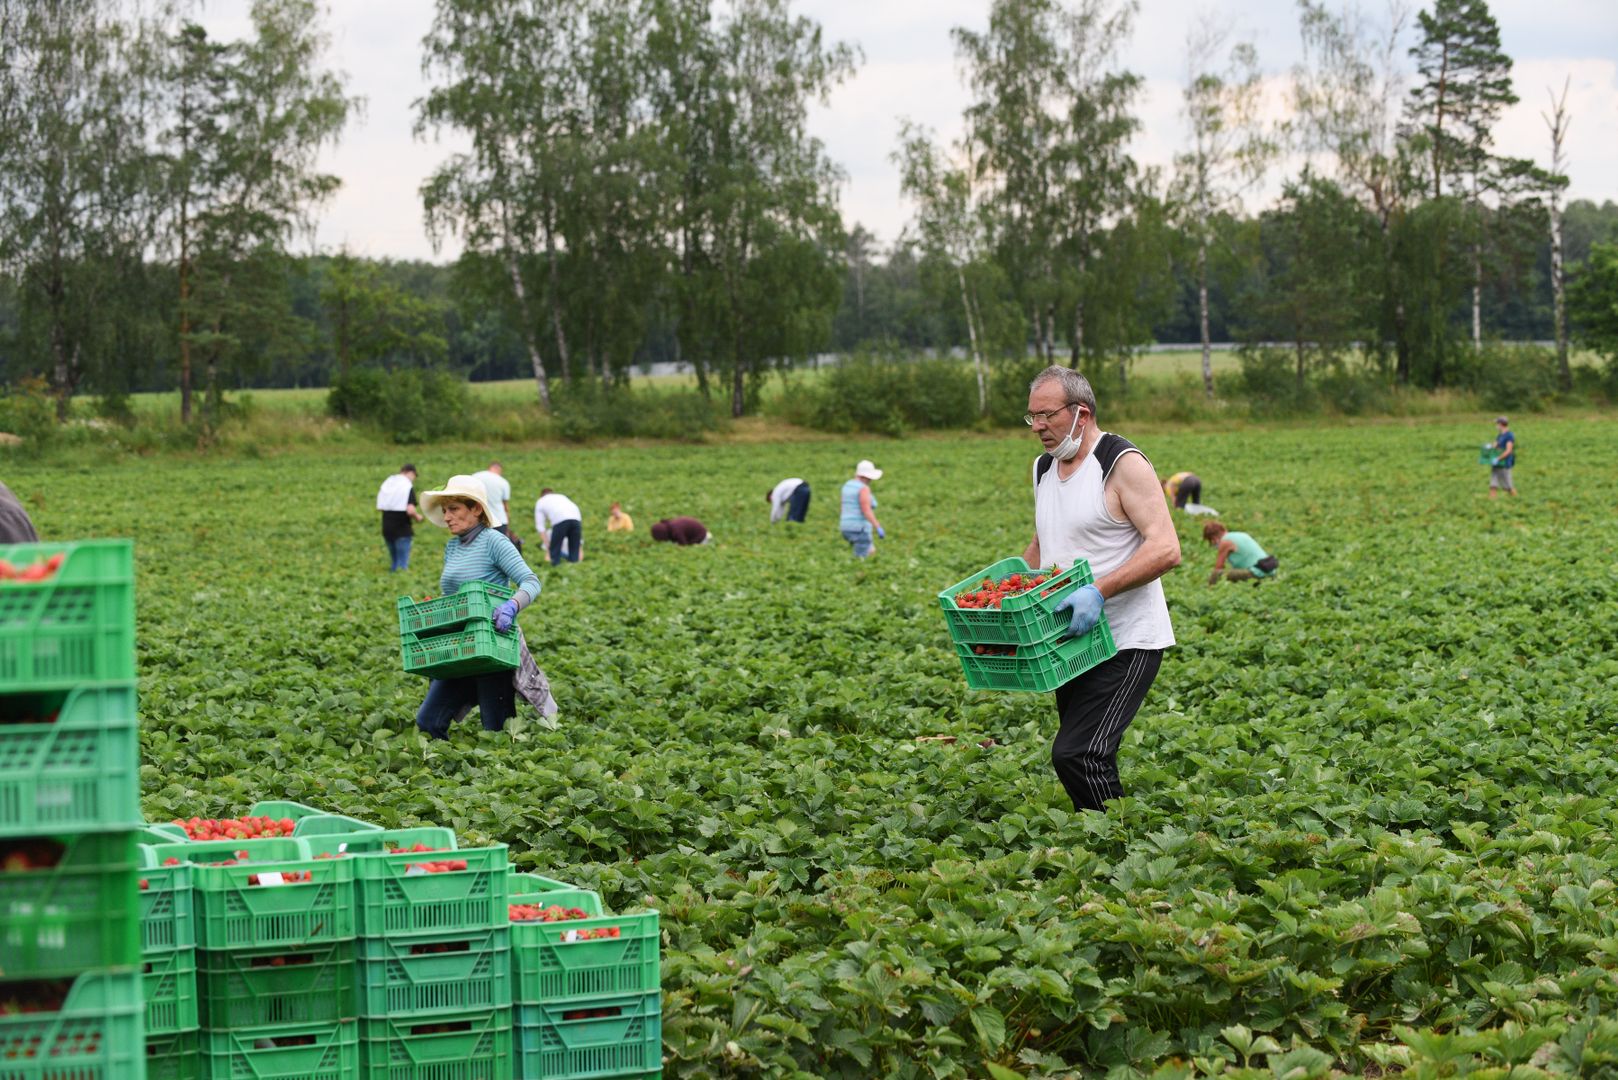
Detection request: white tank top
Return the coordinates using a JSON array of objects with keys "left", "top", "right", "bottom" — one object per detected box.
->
[{"left": 1033, "top": 438, "right": 1175, "bottom": 651}]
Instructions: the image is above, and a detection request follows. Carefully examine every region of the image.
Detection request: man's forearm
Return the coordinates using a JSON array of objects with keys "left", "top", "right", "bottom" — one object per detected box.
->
[{"left": 1023, "top": 535, "right": 1040, "bottom": 567}]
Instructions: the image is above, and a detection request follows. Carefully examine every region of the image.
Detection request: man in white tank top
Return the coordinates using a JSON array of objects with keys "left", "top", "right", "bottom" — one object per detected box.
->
[{"left": 1022, "top": 366, "right": 1181, "bottom": 812}]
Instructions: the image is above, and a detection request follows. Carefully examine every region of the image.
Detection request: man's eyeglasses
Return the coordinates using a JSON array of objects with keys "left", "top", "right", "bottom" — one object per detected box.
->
[{"left": 1023, "top": 403, "right": 1079, "bottom": 426}]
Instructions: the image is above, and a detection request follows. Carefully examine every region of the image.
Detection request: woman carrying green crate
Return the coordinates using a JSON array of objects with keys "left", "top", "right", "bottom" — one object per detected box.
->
[{"left": 414, "top": 475, "right": 543, "bottom": 738}]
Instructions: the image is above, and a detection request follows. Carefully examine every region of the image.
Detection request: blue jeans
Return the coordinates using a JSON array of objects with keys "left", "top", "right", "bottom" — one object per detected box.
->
[
  {"left": 842, "top": 525, "right": 873, "bottom": 558},
  {"left": 548, "top": 519, "right": 582, "bottom": 565},
  {"left": 415, "top": 673, "right": 515, "bottom": 738},
  {"left": 786, "top": 482, "right": 811, "bottom": 523},
  {"left": 386, "top": 536, "right": 412, "bottom": 571}
]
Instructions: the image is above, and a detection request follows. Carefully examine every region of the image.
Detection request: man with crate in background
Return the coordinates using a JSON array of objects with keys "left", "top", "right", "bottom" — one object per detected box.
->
[{"left": 1023, "top": 366, "right": 1181, "bottom": 812}]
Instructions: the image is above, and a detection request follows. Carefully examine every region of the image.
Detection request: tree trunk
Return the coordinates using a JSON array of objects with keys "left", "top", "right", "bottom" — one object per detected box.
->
[
  {"left": 730, "top": 333, "right": 745, "bottom": 419},
  {"left": 504, "top": 251, "right": 552, "bottom": 411},
  {"left": 1069, "top": 298, "right": 1085, "bottom": 370},
  {"left": 1197, "top": 236, "right": 1213, "bottom": 398},
  {"left": 49, "top": 307, "right": 72, "bottom": 423},
  {"left": 543, "top": 224, "right": 570, "bottom": 382},
  {"left": 1044, "top": 304, "right": 1056, "bottom": 363},
  {"left": 1296, "top": 335, "right": 1306, "bottom": 392},
  {"left": 1470, "top": 241, "right": 1481, "bottom": 350},
  {"left": 179, "top": 209, "right": 192, "bottom": 424},
  {"left": 1550, "top": 191, "right": 1569, "bottom": 391},
  {"left": 957, "top": 263, "right": 987, "bottom": 416}
]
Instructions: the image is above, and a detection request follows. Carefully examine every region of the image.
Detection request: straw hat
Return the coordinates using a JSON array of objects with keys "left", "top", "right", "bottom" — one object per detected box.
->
[{"left": 420, "top": 475, "right": 493, "bottom": 528}]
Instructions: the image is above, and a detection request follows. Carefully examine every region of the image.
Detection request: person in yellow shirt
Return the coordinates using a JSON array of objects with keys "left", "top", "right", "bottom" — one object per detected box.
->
[
  {"left": 606, "top": 502, "right": 634, "bottom": 533},
  {"left": 1161, "top": 471, "right": 1217, "bottom": 515}
]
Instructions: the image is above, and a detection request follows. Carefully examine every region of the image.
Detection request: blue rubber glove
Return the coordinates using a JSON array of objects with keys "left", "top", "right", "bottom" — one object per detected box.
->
[
  {"left": 1054, "top": 584, "right": 1104, "bottom": 638},
  {"left": 876, "top": 525, "right": 886, "bottom": 539},
  {"left": 493, "top": 599, "right": 520, "bottom": 633}
]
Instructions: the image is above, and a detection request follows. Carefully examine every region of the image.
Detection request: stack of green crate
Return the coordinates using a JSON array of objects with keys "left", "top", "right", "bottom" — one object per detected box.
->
[
  {"left": 508, "top": 869, "right": 663, "bottom": 1079},
  {"left": 304, "top": 826, "right": 515, "bottom": 1079},
  {"left": 0, "top": 539, "right": 146, "bottom": 1078},
  {"left": 144, "top": 823, "right": 359, "bottom": 1079},
  {"left": 397, "top": 582, "right": 520, "bottom": 679}
]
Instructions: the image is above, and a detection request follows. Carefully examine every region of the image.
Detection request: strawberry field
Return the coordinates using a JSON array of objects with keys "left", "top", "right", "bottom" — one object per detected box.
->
[{"left": 10, "top": 414, "right": 1618, "bottom": 1077}]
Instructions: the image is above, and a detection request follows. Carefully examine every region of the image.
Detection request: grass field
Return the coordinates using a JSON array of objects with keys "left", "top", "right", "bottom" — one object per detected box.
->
[{"left": 8, "top": 413, "right": 1618, "bottom": 1077}]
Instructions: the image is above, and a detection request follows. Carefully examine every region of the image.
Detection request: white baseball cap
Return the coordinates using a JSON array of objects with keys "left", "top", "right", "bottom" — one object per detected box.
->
[{"left": 855, "top": 459, "right": 883, "bottom": 480}]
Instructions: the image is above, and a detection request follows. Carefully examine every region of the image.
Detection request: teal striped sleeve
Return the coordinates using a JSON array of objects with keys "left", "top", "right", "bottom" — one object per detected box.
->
[{"left": 491, "top": 532, "right": 541, "bottom": 609}]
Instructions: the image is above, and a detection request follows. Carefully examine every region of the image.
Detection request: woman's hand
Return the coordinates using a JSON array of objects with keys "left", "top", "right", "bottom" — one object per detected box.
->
[{"left": 493, "top": 599, "right": 520, "bottom": 633}]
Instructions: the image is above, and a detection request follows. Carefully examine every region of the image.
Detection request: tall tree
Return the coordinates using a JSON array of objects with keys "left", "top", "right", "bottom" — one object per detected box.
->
[
  {"left": 1055, "top": 0, "right": 1144, "bottom": 375},
  {"left": 1293, "top": 0, "right": 1421, "bottom": 382},
  {"left": 1405, "top": 0, "right": 1519, "bottom": 350},
  {"left": 420, "top": 0, "right": 589, "bottom": 410},
  {"left": 0, "top": 0, "right": 156, "bottom": 419},
  {"left": 1175, "top": 15, "right": 1274, "bottom": 398},
  {"left": 1541, "top": 78, "right": 1571, "bottom": 390},
  {"left": 895, "top": 123, "right": 991, "bottom": 414},
  {"left": 161, "top": 0, "right": 353, "bottom": 426}
]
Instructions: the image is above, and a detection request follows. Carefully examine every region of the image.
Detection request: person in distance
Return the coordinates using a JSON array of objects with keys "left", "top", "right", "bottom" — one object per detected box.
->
[
  {"left": 1202, "top": 520, "right": 1278, "bottom": 584},
  {"left": 766, "top": 477, "right": 812, "bottom": 524},
  {"left": 838, "top": 461, "right": 885, "bottom": 557},
  {"left": 650, "top": 517, "right": 711, "bottom": 545}
]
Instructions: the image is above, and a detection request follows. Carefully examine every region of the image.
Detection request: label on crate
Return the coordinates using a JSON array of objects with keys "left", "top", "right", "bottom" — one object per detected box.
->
[{"left": 255, "top": 871, "right": 287, "bottom": 886}]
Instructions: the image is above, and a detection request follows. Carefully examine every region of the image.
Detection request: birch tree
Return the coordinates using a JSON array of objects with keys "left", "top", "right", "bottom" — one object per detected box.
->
[
  {"left": 1174, "top": 15, "right": 1274, "bottom": 398},
  {"left": 1542, "top": 78, "right": 1571, "bottom": 390},
  {"left": 894, "top": 122, "right": 990, "bottom": 415}
]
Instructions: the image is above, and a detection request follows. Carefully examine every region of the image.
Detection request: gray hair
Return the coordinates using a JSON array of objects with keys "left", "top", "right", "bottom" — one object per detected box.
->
[{"left": 1029, "top": 365, "right": 1097, "bottom": 417}]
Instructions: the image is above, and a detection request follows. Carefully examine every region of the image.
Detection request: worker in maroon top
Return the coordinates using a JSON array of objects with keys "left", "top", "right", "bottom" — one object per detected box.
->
[{"left": 650, "top": 517, "right": 711, "bottom": 546}]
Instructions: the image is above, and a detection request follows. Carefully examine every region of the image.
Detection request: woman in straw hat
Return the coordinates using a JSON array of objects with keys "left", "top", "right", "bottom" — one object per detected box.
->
[{"left": 414, "top": 474, "right": 544, "bottom": 738}]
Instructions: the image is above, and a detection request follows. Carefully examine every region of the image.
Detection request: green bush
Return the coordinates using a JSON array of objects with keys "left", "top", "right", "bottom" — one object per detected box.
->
[
  {"left": 550, "top": 380, "right": 726, "bottom": 443},
  {"left": 778, "top": 353, "right": 1003, "bottom": 435},
  {"left": 327, "top": 367, "right": 471, "bottom": 443},
  {"left": 0, "top": 377, "right": 59, "bottom": 447},
  {"left": 1237, "top": 348, "right": 1317, "bottom": 417},
  {"left": 1449, "top": 342, "right": 1560, "bottom": 411}
]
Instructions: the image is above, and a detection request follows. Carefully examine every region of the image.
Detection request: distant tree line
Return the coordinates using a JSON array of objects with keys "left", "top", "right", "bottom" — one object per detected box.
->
[{"left": 1, "top": 0, "right": 1614, "bottom": 430}]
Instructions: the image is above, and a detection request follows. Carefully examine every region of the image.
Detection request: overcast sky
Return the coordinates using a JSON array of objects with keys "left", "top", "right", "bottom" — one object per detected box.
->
[{"left": 202, "top": 0, "right": 1618, "bottom": 263}]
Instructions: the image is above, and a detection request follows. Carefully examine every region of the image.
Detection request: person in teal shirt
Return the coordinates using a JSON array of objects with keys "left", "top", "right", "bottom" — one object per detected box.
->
[
  {"left": 838, "top": 459, "right": 885, "bottom": 558},
  {"left": 1202, "top": 520, "right": 1277, "bottom": 584}
]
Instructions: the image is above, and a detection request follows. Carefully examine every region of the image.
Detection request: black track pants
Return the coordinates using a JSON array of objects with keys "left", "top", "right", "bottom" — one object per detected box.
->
[{"left": 1050, "top": 648, "right": 1163, "bottom": 812}]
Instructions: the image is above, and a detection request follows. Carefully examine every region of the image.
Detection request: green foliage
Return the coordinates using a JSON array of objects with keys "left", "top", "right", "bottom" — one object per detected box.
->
[
  {"left": 1570, "top": 242, "right": 1618, "bottom": 378},
  {"left": 15, "top": 418, "right": 1618, "bottom": 1077},
  {"left": 326, "top": 367, "right": 470, "bottom": 443},
  {"left": 1235, "top": 347, "right": 1317, "bottom": 416},
  {"left": 547, "top": 381, "right": 727, "bottom": 443},
  {"left": 0, "top": 376, "right": 59, "bottom": 445},
  {"left": 1448, "top": 342, "right": 1562, "bottom": 411},
  {"left": 774, "top": 355, "right": 982, "bottom": 435}
]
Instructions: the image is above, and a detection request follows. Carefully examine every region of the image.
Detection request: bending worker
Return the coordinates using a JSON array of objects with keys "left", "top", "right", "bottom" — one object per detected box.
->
[{"left": 1203, "top": 520, "right": 1278, "bottom": 584}]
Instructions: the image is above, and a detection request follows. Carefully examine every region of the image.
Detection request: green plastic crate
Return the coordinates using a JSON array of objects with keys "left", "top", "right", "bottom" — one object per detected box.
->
[
  {"left": 396, "top": 582, "right": 514, "bottom": 637},
  {"left": 509, "top": 885, "right": 603, "bottom": 917},
  {"left": 146, "top": 1027, "right": 202, "bottom": 1080},
  {"left": 0, "top": 682, "right": 139, "bottom": 837},
  {"left": 302, "top": 826, "right": 458, "bottom": 858},
  {"left": 954, "top": 615, "right": 1118, "bottom": 693},
  {"left": 937, "top": 557, "right": 1095, "bottom": 647},
  {"left": 401, "top": 624, "right": 521, "bottom": 680},
  {"left": 359, "top": 1007, "right": 511, "bottom": 1080},
  {"left": 514, "top": 992, "right": 661, "bottom": 1080},
  {"left": 198, "top": 939, "right": 356, "bottom": 1028},
  {"left": 354, "top": 844, "right": 508, "bottom": 937},
  {"left": 356, "top": 927, "right": 511, "bottom": 1018},
  {"left": 0, "top": 540, "right": 135, "bottom": 690},
  {"left": 144, "top": 946, "right": 199, "bottom": 1035},
  {"left": 188, "top": 854, "right": 355, "bottom": 950},
  {"left": 0, "top": 969, "right": 144, "bottom": 1080},
  {"left": 201, "top": 1019, "right": 358, "bottom": 1080},
  {"left": 143, "top": 835, "right": 311, "bottom": 866},
  {"left": 248, "top": 799, "right": 382, "bottom": 838},
  {"left": 141, "top": 822, "right": 189, "bottom": 845},
  {"left": 507, "top": 869, "right": 583, "bottom": 894},
  {"left": 510, "top": 903, "right": 658, "bottom": 1007},
  {"left": 139, "top": 845, "right": 196, "bottom": 954},
  {"left": 0, "top": 829, "right": 139, "bottom": 977},
  {"left": 1478, "top": 443, "right": 1504, "bottom": 465}
]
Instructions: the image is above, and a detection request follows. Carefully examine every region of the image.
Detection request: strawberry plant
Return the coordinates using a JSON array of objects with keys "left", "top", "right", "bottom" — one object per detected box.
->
[{"left": 11, "top": 418, "right": 1618, "bottom": 1077}]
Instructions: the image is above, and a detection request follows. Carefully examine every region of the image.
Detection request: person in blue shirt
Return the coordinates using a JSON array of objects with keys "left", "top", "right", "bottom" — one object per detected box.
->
[
  {"left": 838, "top": 460, "right": 885, "bottom": 557},
  {"left": 1489, "top": 416, "right": 1517, "bottom": 499}
]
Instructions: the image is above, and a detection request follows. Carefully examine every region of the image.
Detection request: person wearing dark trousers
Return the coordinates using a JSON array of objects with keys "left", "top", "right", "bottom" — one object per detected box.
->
[
  {"left": 767, "top": 478, "right": 811, "bottom": 524},
  {"left": 533, "top": 488, "right": 583, "bottom": 566},
  {"left": 376, "top": 464, "right": 425, "bottom": 572},
  {"left": 1022, "top": 365, "right": 1181, "bottom": 812}
]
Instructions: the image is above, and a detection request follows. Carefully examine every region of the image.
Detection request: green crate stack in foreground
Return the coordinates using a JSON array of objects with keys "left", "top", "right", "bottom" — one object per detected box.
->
[
  {"left": 0, "top": 540, "right": 145, "bottom": 1079},
  {"left": 145, "top": 835, "right": 359, "bottom": 1079},
  {"left": 509, "top": 869, "right": 663, "bottom": 1079},
  {"left": 937, "top": 557, "right": 1117, "bottom": 691},
  {"left": 398, "top": 581, "right": 522, "bottom": 679},
  {"left": 349, "top": 840, "right": 514, "bottom": 1078}
]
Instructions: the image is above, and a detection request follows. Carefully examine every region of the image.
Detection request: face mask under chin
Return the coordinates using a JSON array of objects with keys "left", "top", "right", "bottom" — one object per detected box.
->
[{"left": 1050, "top": 410, "right": 1084, "bottom": 461}]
